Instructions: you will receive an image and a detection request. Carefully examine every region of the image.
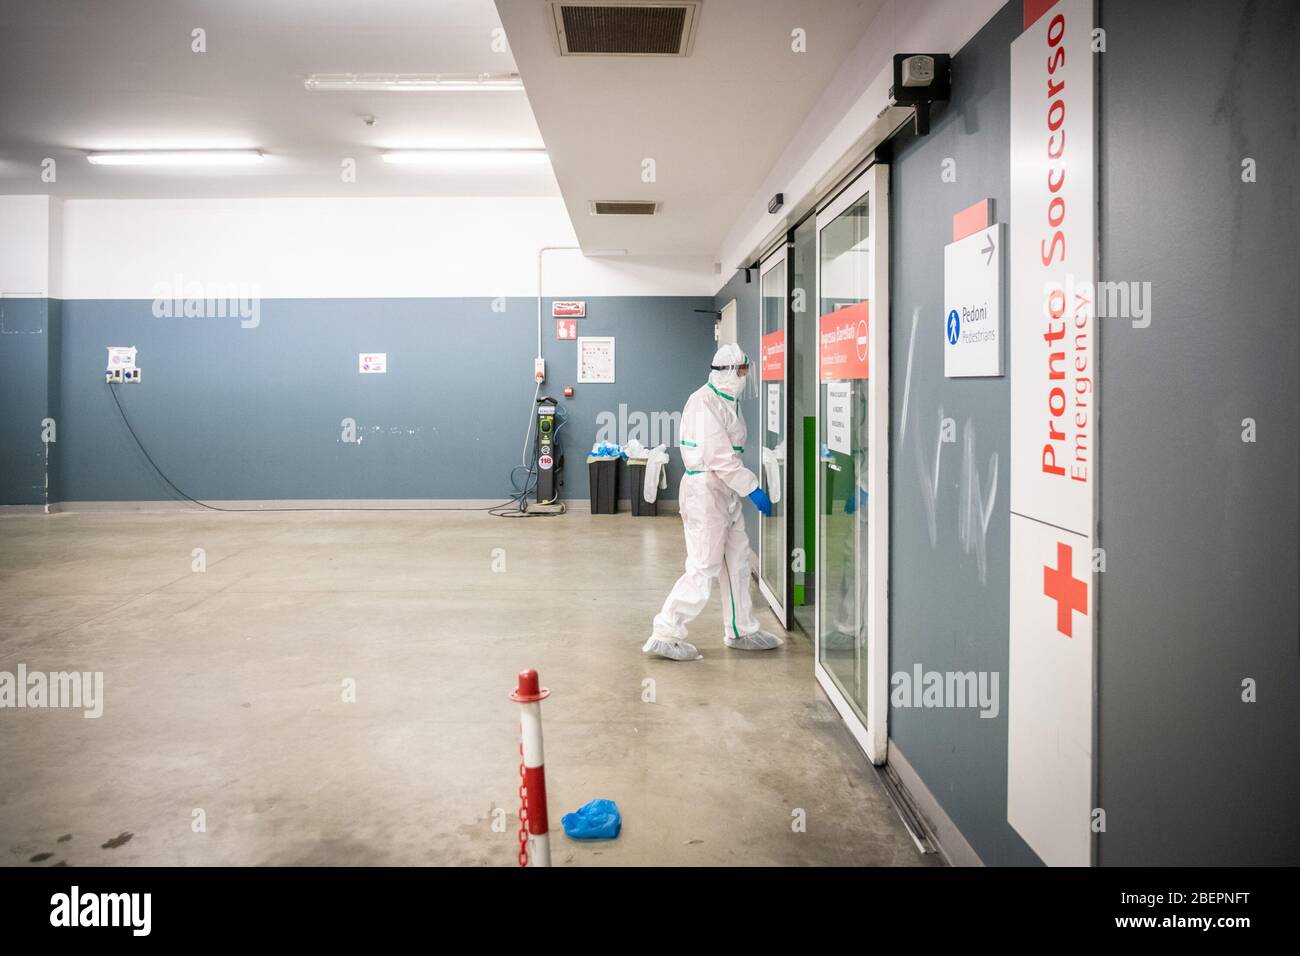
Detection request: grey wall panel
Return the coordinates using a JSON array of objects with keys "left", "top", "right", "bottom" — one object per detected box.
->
[
  {"left": 54, "top": 296, "right": 712, "bottom": 503},
  {"left": 1096, "top": 0, "right": 1300, "bottom": 865},
  {"left": 0, "top": 297, "right": 50, "bottom": 506},
  {"left": 886, "top": 0, "right": 1040, "bottom": 866},
  {"left": 44, "top": 299, "right": 62, "bottom": 504}
]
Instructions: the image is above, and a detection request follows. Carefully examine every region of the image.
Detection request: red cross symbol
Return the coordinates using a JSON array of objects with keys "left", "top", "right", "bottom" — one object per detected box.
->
[{"left": 1043, "top": 541, "right": 1087, "bottom": 638}]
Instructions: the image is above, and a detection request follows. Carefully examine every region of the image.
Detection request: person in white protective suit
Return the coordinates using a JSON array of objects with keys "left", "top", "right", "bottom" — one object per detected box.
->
[{"left": 642, "top": 343, "right": 786, "bottom": 661}]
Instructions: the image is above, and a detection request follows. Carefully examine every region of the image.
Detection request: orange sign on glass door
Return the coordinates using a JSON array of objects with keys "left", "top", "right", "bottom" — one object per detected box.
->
[
  {"left": 761, "top": 329, "right": 785, "bottom": 380},
  {"left": 818, "top": 301, "right": 870, "bottom": 381}
]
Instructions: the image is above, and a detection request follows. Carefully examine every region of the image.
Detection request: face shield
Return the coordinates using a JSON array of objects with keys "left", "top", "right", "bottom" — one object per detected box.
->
[{"left": 709, "top": 353, "right": 759, "bottom": 401}]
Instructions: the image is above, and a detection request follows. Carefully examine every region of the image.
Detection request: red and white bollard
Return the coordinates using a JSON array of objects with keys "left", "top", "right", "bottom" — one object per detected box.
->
[{"left": 511, "top": 669, "right": 550, "bottom": 868}]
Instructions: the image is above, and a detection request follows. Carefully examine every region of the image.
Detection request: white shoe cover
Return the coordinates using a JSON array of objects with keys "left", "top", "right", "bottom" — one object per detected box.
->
[
  {"left": 724, "top": 629, "right": 785, "bottom": 651},
  {"left": 642, "top": 635, "right": 704, "bottom": 661}
]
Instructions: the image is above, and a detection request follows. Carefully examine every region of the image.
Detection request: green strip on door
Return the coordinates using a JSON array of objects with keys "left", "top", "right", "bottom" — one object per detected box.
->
[{"left": 799, "top": 415, "right": 816, "bottom": 604}]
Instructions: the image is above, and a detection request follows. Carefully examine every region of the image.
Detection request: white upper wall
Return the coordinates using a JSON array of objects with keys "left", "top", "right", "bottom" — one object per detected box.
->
[
  {"left": 57, "top": 196, "right": 716, "bottom": 298},
  {"left": 0, "top": 195, "right": 55, "bottom": 296},
  {"left": 715, "top": 0, "right": 1005, "bottom": 290}
]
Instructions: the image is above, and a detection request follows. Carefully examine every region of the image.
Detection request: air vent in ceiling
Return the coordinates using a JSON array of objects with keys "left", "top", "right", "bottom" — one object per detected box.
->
[
  {"left": 547, "top": 1, "right": 702, "bottom": 57},
  {"left": 589, "top": 200, "right": 661, "bottom": 216}
]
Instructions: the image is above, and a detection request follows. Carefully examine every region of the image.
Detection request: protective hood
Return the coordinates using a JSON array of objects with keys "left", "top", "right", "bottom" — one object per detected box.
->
[{"left": 708, "top": 343, "right": 757, "bottom": 400}]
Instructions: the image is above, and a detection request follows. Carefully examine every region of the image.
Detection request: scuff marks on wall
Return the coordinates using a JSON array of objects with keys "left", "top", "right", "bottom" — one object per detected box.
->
[
  {"left": 901, "top": 302, "right": 1000, "bottom": 583},
  {"left": 957, "top": 420, "right": 998, "bottom": 584},
  {"left": 914, "top": 405, "right": 946, "bottom": 549}
]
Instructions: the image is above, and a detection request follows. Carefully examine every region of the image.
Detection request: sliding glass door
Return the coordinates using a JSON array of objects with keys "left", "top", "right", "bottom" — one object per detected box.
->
[
  {"left": 756, "top": 245, "right": 789, "bottom": 626},
  {"left": 814, "top": 163, "right": 889, "bottom": 764},
  {"left": 790, "top": 215, "right": 818, "bottom": 639}
]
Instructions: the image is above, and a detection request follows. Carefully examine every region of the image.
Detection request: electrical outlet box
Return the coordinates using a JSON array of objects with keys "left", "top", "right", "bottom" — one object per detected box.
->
[
  {"left": 123, "top": 368, "right": 141, "bottom": 384},
  {"left": 106, "top": 369, "right": 124, "bottom": 384},
  {"left": 534, "top": 356, "right": 545, "bottom": 382}
]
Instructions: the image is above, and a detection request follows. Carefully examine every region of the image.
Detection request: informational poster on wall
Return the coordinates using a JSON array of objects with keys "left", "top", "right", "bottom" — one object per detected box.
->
[
  {"left": 825, "top": 381, "right": 851, "bottom": 455},
  {"left": 1006, "top": 0, "right": 1098, "bottom": 868},
  {"left": 818, "top": 302, "right": 870, "bottom": 381},
  {"left": 761, "top": 329, "right": 785, "bottom": 381},
  {"left": 577, "top": 336, "right": 615, "bottom": 384},
  {"left": 767, "top": 383, "right": 781, "bottom": 434},
  {"left": 359, "top": 353, "right": 386, "bottom": 373},
  {"left": 556, "top": 318, "right": 577, "bottom": 340}
]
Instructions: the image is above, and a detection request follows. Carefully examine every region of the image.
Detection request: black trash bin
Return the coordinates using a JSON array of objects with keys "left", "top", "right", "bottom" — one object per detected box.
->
[
  {"left": 625, "top": 458, "right": 658, "bottom": 516},
  {"left": 587, "top": 455, "right": 618, "bottom": 514}
]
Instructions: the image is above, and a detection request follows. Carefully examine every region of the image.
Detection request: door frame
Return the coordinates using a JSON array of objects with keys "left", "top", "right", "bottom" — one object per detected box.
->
[
  {"left": 718, "top": 298, "right": 737, "bottom": 346},
  {"left": 755, "top": 243, "right": 791, "bottom": 626},
  {"left": 812, "top": 161, "right": 890, "bottom": 765}
]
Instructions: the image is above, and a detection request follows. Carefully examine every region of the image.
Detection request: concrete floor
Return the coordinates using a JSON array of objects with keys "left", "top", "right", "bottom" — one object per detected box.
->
[{"left": 0, "top": 509, "right": 934, "bottom": 867}]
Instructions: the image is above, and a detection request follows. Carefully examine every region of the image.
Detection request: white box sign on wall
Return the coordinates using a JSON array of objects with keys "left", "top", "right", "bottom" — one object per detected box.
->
[
  {"left": 359, "top": 353, "right": 387, "bottom": 373},
  {"left": 944, "top": 223, "right": 1004, "bottom": 377},
  {"left": 1006, "top": 0, "right": 1099, "bottom": 869}
]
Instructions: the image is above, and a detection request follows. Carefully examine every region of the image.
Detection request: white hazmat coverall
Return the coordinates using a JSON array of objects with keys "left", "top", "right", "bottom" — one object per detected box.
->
[{"left": 643, "top": 344, "right": 784, "bottom": 661}]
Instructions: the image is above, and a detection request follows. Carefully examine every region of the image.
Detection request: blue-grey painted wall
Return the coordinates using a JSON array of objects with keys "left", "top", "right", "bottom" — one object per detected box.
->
[
  {"left": 886, "top": 0, "right": 1037, "bottom": 866},
  {"left": 45, "top": 299, "right": 63, "bottom": 503},
  {"left": 889, "top": 0, "right": 1299, "bottom": 866},
  {"left": 1095, "top": 0, "right": 1299, "bottom": 865},
  {"left": 7, "top": 295, "right": 712, "bottom": 504},
  {"left": 0, "top": 296, "right": 57, "bottom": 506}
]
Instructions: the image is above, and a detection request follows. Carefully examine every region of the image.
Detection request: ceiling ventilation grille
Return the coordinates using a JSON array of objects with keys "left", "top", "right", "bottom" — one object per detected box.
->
[
  {"left": 589, "top": 200, "right": 661, "bottom": 216},
  {"left": 547, "top": 1, "right": 702, "bottom": 56}
]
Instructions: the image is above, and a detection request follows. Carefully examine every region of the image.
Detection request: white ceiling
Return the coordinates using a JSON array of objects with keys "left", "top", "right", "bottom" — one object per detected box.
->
[
  {"left": 494, "top": 0, "right": 885, "bottom": 256},
  {"left": 1, "top": 0, "right": 887, "bottom": 259},
  {"left": 0, "top": 0, "right": 558, "bottom": 198}
]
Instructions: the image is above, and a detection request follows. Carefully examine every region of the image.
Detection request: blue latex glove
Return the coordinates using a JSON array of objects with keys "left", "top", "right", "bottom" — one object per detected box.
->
[
  {"left": 748, "top": 487, "right": 773, "bottom": 517},
  {"left": 844, "top": 485, "right": 868, "bottom": 514}
]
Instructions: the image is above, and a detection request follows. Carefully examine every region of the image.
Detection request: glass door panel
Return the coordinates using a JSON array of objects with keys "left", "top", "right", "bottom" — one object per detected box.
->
[
  {"left": 791, "top": 215, "right": 818, "bottom": 639},
  {"left": 818, "top": 195, "right": 869, "bottom": 719},
  {"left": 814, "top": 163, "right": 889, "bottom": 763},
  {"left": 757, "top": 246, "right": 788, "bottom": 624}
]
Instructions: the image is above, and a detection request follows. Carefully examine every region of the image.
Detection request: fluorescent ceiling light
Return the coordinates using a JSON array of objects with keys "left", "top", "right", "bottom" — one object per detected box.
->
[
  {"left": 87, "top": 150, "right": 263, "bottom": 166},
  {"left": 381, "top": 149, "right": 549, "bottom": 167},
  {"left": 305, "top": 73, "right": 523, "bottom": 93}
]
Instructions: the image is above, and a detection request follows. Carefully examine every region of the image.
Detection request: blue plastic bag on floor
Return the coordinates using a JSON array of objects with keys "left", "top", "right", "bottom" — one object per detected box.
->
[{"left": 561, "top": 799, "right": 621, "bottom": 840}]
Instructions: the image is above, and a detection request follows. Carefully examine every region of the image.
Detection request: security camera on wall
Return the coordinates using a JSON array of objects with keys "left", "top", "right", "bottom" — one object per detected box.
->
[{"left": 888, "top": 53, "right": 952, "bottom": 135}]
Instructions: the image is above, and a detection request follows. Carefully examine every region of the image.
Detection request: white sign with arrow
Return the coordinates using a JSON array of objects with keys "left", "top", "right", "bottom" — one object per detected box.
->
[{"left": 943, "top": 223, "right": 1004, "bottom": 378}]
